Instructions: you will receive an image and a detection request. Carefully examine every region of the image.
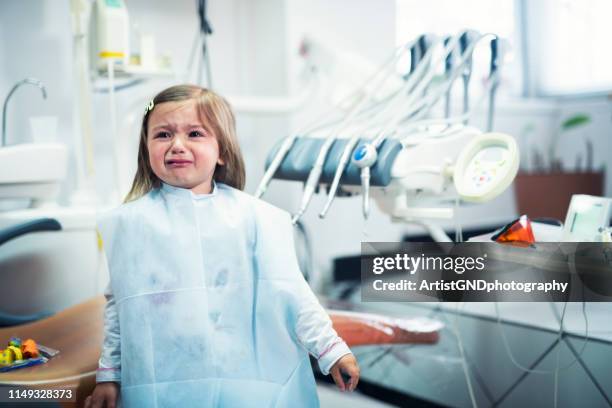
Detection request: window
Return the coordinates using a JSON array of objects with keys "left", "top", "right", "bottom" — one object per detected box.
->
[{"left": 528, "top": 0, "right": 612, "bottom": 95}]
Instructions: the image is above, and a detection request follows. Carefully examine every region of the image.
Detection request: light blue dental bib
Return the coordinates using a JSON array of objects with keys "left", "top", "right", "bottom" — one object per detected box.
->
[{"left": 98, "top": 183, "right": 320, "bottom": 407}]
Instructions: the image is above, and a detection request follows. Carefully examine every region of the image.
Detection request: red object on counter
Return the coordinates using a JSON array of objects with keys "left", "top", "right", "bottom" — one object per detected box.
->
[
  {"left": 330, "top": 311, "right": 440, "bottom": 347},
  {"left": 492, "top": 214, "right": 536, "bottom": 245}
]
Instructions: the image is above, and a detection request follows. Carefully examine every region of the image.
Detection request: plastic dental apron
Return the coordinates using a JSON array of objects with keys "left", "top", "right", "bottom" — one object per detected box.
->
[{"left": 98, "top": 183, "right": 323, "bottom": 407}]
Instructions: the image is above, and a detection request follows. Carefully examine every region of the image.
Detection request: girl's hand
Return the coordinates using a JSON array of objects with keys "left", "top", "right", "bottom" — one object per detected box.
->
[
  {"left": 84, "top": 382, "right": 119, "bottom": 408},
  {"left": 330, "top": 354, "right": 360, "bottom": 392}
]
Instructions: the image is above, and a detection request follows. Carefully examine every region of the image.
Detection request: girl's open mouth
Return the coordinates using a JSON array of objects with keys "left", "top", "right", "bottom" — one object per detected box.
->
[{"left": 166, "top": 160, "right": 193, "bottom": 168}]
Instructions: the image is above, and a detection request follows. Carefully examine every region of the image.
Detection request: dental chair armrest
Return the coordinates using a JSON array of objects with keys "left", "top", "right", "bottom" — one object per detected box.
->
[{"left": 0, "top": 218, "right": 62, "bottom": 247}]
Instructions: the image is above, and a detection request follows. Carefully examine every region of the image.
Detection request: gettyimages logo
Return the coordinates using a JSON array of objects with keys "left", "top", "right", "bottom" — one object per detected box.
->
[
  {"left": 361, "top": 242, "right": 612, "bottom": 302},
  {"left": 371, "top": 252, "right": 487, "bottom": 275}
]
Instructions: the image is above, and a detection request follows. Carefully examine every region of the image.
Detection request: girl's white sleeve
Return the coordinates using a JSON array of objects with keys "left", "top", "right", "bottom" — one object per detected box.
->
[
  {"left": 254, "top": 204, "right": 352, "bottom": 375},
  {"left": 96, "top": 282, "right": 122, "bottom": 383},
  {"left": 293, "top": 267, "right": 353, "bottom": 375}
]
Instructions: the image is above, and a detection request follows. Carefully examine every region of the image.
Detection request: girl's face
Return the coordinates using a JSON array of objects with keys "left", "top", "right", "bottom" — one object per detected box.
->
[{"left": 147, "top": 99, "right": 224, "bottom": 194}]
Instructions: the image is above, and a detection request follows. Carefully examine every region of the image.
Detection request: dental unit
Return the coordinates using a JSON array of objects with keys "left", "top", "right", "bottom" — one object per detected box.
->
[{"left": 259, "top": 31, "right": 519, "bottom": 241}]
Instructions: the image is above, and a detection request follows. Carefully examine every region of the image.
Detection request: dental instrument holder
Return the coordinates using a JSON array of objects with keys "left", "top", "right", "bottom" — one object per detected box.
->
[{"left": 265, "top": 136, "right": 402, "bottom": 190}]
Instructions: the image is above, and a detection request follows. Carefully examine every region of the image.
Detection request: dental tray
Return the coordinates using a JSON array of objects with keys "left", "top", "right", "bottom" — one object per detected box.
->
[
  {"left": 0, "top": 357, "right": 47, "bottom": 372},
  {"left": 265, "top": 137, "right": 403, "bottom": 186},
  {"left": 0, "top": 337, "right": 57, "bottom": 372}
]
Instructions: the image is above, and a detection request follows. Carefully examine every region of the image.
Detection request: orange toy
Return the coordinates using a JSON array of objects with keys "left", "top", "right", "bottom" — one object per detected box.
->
[{"left": 21, "top": 339, "right": 39, "bottom": 359}]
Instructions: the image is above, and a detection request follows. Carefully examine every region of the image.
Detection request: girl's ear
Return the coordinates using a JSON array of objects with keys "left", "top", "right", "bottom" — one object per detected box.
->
[{"left": 217, "top": 157, "right": 225, "bottom": 165}]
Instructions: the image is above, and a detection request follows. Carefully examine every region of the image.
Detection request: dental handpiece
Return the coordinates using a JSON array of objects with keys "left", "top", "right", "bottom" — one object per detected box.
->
[
  {"left": 292, "top": 101, "right": 367, "bottom": 224},
  {"left": 255, "top": 136, "right": 297, "bottom": 198},
  {"left": 291, "top": 136, "right": 336, "bottom": 224},
  {"left": 351, "top": 142, "right": 379, "bottom": 219},
  {"left": 319, "top": 136, "right": 359, "bottom": 218},
  {"left": 318, "top": 135, "right": 360, "bottom": 218},
  {"left": 361, "top": 166, "right": 371, "bottom": 220}
]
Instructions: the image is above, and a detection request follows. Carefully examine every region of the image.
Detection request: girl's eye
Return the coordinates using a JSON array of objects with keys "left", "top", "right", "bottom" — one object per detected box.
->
[
  {"left": 155, "top": 131, "right": 171, "bottom": 139},
  {"left": 189, "top": 130, "right": 205, "bottom": 138}
]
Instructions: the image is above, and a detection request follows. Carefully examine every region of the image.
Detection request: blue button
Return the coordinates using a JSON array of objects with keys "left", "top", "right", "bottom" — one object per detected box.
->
[{"left": 354, "top": 146, "right": 367, "bottom": 161}]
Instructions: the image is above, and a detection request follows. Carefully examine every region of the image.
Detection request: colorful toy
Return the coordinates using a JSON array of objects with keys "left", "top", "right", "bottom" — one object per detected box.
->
[{"left": 0, "top": 337, "right": 44, "bottom": 369}]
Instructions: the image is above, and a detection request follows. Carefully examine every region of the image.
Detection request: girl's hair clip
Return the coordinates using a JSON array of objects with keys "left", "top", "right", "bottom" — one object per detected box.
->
[{"left": 145, "top": 100, "right": 155, "bottom": 113}]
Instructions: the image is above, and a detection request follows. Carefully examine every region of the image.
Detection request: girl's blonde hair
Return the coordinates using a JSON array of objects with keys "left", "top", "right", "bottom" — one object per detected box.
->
[{"left": 124, "top": 84, "right": 246, "bottom": 202}]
